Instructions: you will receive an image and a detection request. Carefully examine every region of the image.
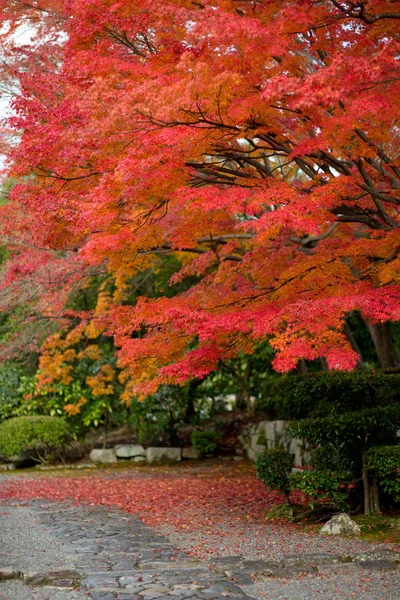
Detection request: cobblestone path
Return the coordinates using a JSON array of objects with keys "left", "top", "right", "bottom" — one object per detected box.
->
[
  {"left": 1, "top": 501, "right": 255, "bottom": 600},
  {"left": 1, "top": 498, "right": 400, "bottom": 600}
]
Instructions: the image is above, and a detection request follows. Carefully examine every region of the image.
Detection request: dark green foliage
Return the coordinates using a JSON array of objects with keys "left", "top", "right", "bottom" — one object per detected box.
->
[
  {"left": 287, "top": 406, "right": 400, "bottom": 455},
  {"left": 0, "top": 362, "right": 27, "bottom": 422},
  {"left": 0, "top": 416, "right": 71, "bottom": 458},
  {"left": 257, "top": 375, "right": 315, "bottom": 419},
  {"left": 292, "top": 371, "right": 400, "bottom": 416},
  {"left": 366, "top": 446, "right": 400, "bottom": 501},
  {"left": 289, "top": 470, "right": 349, "bottom": 511},
  {"left": 256, "top": 448, "right": 293, "bottom": 501},
  {"left": 287, "top": 371, "right": 400, "bottom": 474},
  {"left": 258, "top": 370, "right": 400, "bottom": 421},
  {"left": 191, "top": 430, "right": 222, "bottom": 456},
  {"left": 129, "top": 385, "right": 197, "bottom": 446},
  {"left": 286, "top": 371, "right": 400, "bottom": 514}
]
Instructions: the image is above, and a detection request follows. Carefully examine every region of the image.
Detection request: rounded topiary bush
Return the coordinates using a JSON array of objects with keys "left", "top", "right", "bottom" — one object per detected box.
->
[
  {"left": 0, "top": 416, "right": 71, "bottom": 462},
  {"left": 256, "top": 448, "right": 293, "bottom": 503}
]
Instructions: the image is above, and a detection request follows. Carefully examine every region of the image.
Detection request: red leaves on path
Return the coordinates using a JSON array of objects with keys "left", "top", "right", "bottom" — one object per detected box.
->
[{"left": 0, "top": 465, "right": 282, "bottom": 531}]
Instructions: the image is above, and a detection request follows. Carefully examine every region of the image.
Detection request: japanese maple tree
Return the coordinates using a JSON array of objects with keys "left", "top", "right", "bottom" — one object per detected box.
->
[{"left": 0, "top": 0, "right": 399, "bottom": 401}]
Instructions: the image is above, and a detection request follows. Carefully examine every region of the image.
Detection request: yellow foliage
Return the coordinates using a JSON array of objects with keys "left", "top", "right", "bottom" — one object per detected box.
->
[
  {"left": 78, "top": 344, "right": 102, "bottom": 360},
  {"left": 64, "top": 396, "right": 87, "bottom": 416},
  {"left": 86, "top": 364, "right": 116, "bottom": 396}
]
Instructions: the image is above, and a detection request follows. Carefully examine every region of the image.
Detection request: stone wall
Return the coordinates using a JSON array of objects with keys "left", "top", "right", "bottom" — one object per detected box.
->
[{"left": 238, "top": 420, "right": 310, "bottom": 467}]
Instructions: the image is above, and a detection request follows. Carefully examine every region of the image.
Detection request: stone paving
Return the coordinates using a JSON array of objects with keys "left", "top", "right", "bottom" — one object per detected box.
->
[
  {"left": 2, "top": 501, "right": 257, "bottom": 600},
  {"left": 1, "top": 498, "right": 400, "bottom": 600}
]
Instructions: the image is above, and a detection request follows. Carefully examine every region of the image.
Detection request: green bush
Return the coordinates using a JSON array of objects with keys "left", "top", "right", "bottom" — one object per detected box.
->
[
  {"left": 191, "top": 430, "right": 222, "bottom": 456},
  {"left": 0, "top": 416, "right": 71, "bottom": 459},
  {"left": 257, "top": 370, "right": 400, "bottom": 421},
  {"left": 292, "top": 371, "right": 400, "bottom": 416},
  {"left": 289, "top": 470, "right": 349, "bottom": 511},
  {"left": 256, "top": 448, "right": 293, "bottom": 503},
  {"left": 366, "top": 445, "right": 400, "bottom": 501},
  {"left": 286, "top": 371, "right": 400, "bottom": 514},
  {"left": 129, "top": 386, "right": 195, "bottom": 446},
  {"left": 0, "top": 362, "right": 31, "bottom": 423},
  {"left": 257, "top": 375, "right": 314, "bottom": 419}
]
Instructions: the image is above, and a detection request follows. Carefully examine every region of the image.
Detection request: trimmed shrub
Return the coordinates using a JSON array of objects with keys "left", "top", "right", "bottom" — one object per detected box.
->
[
  {"left": 286, "top": 371, "right": 400, "bottom": 514},
  {"left": 292, "top": 371, "right": 400, "bottom": 416},
  {"left": 0, "top": 416, "right": 71, "bottom": 461},
  {"left": 256, "top": 448, "right": 293, "bottom": 503},
  {"left": 0, "top": 362, "right": 27, "bottom": 423},
  {"left": 191, "top": 430, "right": 221, "bottom": 456},
  {"left": 257, "top": 375, "right": 313, "bottom": 420},
  {"left": 289, "top": 470, "right": 349, "bottom": 511},
  {"left": 366, "top": 445, "right": 400, "bottom": 501}
]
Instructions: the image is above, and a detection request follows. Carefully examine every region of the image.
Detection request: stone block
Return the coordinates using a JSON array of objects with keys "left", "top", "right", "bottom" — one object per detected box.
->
[
  {"left": 265, "top": 421, "right": 277, "bottom": 445},
  {"left": 238, "top": 419, "right": 311, "bottom": 467},
  {"left": 146, "top": 447, "right": 181, "bottom": 464},
  {"left": 134, "top": 456, "right": 146, "bottom": 463},
  {"left": 115, "top": 444, "right": 145, "bottom": 459},
  {"left": 274, "top": 419, "right": 287, "bottom": 436},
  {"left": 182, "top": 447, "right": 200, "bottom": 459},
  {"left": 89, "top": 449, "right": 117, "bottom": 464}
]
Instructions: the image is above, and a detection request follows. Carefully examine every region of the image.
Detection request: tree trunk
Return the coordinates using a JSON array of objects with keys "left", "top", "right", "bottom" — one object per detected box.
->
[
  {"left": 344, "top": 322, "right": 365, "bottom": 370},
  {"left": 239, "top": 384, "right": 253, "bottom": 417},
  {"left": 235, "top": 389, "right": 247, "bottom": 411},
  {"left": 361, "top": 436, "right": 370, "bottom": 514},
  {"left": 296, "top": 358, "right": 308, "bottom": 375},
  {"left": 320, "top": 357, "right": 329, "bottom": 371},
  {"left": 184, "top": 379, "right": 201, "bottom": 423},
  {"left": 365, "top": 321, "right": 399, "bottom": 370},
  {"left": 103, "top": 414, "right": 108, "bottom": 450},
  {"left": 369, "top": 473, "right": 380, "bottom": 514}
]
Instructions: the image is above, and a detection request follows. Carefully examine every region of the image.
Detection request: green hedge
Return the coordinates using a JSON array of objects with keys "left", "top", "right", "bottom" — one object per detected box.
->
[
  {"left": 257, "top": 375, "right": 311, "bottom": 419},
  {"left": 366, "top": 445, "right": 400, "bottom": 501},
  {"left": 258, "top": 371, "right": 400, "bottom": 421},
  {"left": 255, "top": 448, "right": 293, "bottom": 502},
  {"left": 191, "top": 430, "right": 221, "bottom": 456},
  {"left": 289, "top": 470, "right": 349, "bottom": 511},
  {"left": 292, "top": 371, "right": 400, "bottom": 415},
  {"left": 0, "top": 416, "right": 71, "bottom": 458}
]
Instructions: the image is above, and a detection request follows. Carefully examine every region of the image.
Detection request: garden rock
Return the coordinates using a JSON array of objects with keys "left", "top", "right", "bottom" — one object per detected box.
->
[
  {"left": 115, "top": 444, "right": 145, "bottom": 459},
  {"left": 358, "top": 560, "right": 398, "bottom": 571},
  {"left": 319, "top": 513, "right": 361, "bottom": 536},
  {"left": 89, "top": 449, "right": 117, "bottom": 464},
  {"left": 282, "top": 552, "right": 340, "bottom": 565},
  {"left": 134, "top": 456, "right": 147, "bottom": 463},
  {"left": 275, "top": 564, "right": 318, "bottom": 577},
  {"left": 0, "top": 567, "right": 22, "bottom": 580},
  {"left": 182, "top": 447, "right": 200, "bottom": 459},
  {"left": 25, "top": 570, "right": 81, "bottom": 587},
  {"left": 353, "top": 549, "right": 400, "bottom": 562},
  {"left": 146, "top": 447, "right": 182, "bottom": 464}
]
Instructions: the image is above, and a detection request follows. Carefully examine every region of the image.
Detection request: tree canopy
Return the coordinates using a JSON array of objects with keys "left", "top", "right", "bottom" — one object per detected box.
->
[{"left": 0, "top": 0, "right": 399, "bottom": 399}]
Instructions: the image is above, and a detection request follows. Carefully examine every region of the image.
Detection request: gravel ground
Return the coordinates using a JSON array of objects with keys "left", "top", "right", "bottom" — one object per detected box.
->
[
  {"left": 243, "top": 567, "right": 399, "bottom": 600},
  {"left": 0, "top": 504, "right": 87, "bottom": 600},
  {"left": 159, "top": 511, "right": 400, "bottom": 599},
  {"left": 0, "top": 582, "right": 86, "bottom": 600},
  {"left": 159, "top": 514, "right": 398, "bottom": 561}
]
